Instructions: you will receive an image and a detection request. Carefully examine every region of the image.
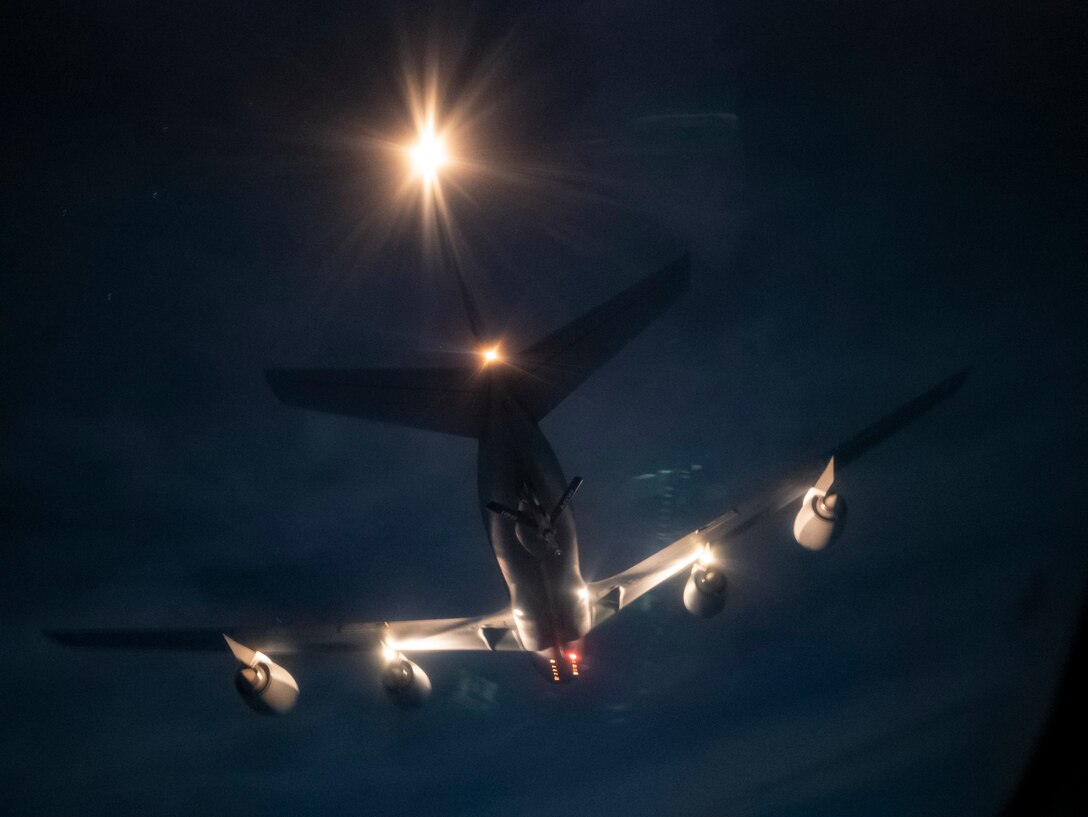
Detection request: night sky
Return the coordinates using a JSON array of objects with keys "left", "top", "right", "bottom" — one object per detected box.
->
[{"left": 3, "top": 2, "right": 1086, "bottom": 815}]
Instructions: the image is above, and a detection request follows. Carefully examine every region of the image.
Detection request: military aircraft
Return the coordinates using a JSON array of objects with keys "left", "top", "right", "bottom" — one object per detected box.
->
[{"left": 48, "top": 256, "right": 967, "bottom": 712}]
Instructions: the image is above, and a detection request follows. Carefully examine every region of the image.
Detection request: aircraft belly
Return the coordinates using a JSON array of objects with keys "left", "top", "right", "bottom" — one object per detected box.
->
[
  {"left": 491, "top": 529, "right": 589, "bottom": 651},
  {"left": 477, "top": 385, "right": 590, "bottom": 652}
]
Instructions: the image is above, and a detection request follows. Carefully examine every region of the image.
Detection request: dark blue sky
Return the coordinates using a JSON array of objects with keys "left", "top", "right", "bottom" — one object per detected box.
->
[{"left": 2, "top": 2, "right": 1085, "bottom": 815}]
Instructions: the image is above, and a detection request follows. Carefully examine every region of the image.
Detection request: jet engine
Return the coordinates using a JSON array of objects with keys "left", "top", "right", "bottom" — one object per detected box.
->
[
  {"left": 793, "top": 457, "right": 846, "bottom": 550},
  {"left": 225, "top": 635, "right": 299, "bottom": 715},
  {"left": 683, "top": 556, "right": 727, "bottom": 618},
  {"left": 381, "top": 654, "right": 432, "bottom": 709}
]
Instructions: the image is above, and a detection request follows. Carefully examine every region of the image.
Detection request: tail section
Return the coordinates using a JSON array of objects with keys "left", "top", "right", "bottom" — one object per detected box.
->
[{"left": 266, "top": 255, "right": 691, "bottom": 435}]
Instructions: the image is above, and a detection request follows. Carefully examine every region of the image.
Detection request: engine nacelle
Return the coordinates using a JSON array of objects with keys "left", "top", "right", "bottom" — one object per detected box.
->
[
  {"left": 234, "top": 659, "right": 300, "bottom": 715},
  {"left": 683, "top": 562, "right": 727, "bottom": 618},
  {"left": 792, "top": 457, "right": 845, "bottom": 550},
  {"left": 224, "top": 635, "right": 298, "bottom": 715},
  {"left": 381, "top": 656, "right": 432, "bottom": 709}
]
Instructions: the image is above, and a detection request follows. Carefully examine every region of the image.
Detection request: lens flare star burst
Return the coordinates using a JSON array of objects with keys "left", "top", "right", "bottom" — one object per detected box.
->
[{"left": 408, "top": 120, "right": 448, "bottom": 189}]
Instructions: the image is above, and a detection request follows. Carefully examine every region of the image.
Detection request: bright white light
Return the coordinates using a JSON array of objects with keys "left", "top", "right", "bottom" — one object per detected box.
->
[
  {"left": 409, "top": 123, "right": 447, "bottom": 186},
  {"left": 576, "top": 586, "right": 590, "bottom": 601},
  {"left": 481, "top": 345, "right": 502, "bottom": 366},
  {"left": 381, "top": 643, "right": 399, "bottom": 663},
  {"left": 698, "top": 546, "right": 716, "bottom": 567}
]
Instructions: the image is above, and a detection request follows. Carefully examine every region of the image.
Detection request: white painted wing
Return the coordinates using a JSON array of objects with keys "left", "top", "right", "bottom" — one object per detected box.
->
[
  {"left": 343, "top": 609, "right": 522, "bottom": 653},
  {"left": 587, "top": 369, "right": 969, "bottom": 626},
  {"left": 587, "top": 529, "right": 710, "bottom": 618},
  {"left": 585, "top": 467, "right": 827, "bottom": 622},
  {"left": 46, "top": 607, "right": 522, "bottom": 656}
]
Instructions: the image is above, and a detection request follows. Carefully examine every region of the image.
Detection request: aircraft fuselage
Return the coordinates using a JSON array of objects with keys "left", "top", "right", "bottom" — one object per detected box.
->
[{"left": 476, "top": 375, "right": 592, "bottom": 655}]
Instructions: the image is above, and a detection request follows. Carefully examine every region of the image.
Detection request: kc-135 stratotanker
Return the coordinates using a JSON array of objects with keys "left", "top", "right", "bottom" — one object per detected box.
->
[{"left": 48, "top": 256, "right": 967, "bottom": 712}]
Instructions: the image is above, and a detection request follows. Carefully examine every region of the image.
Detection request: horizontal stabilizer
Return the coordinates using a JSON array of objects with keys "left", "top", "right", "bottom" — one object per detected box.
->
[
  {"left": 265, "top": 257, "right": 690, "bottom": 436},
  {"left": 265, "top": 367, "right": 484, "bottom": 438},
  {"left": 515, "top": 255, "right": 690, "bottom": 420}
]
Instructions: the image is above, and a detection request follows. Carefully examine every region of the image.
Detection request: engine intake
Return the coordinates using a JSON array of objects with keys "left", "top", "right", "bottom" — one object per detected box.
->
[
  {"left": 224, "top": 636, "right": 299, "bottom": 715},
  {"left": 381, "top": 656, "right": 432, "bottom": 709},
  {"left": 793, "top": 457, "right": 846, "bottom": 550},
  {"left": 684, "top": 561, "right": 727, "bottom": 618}
]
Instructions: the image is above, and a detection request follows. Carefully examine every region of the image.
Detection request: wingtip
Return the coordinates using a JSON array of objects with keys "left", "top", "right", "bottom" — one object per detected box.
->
[
  {"left": 649, "top": 253, "right": 692, "bottom": 297},
  {"left": 263, "top": 368, "right": 298, "bottom": 405},
  {"left": 666, "top": 252, "right": 692, "bottom": 283},
  {"left": 943, "top": 367, "right": 971, "bottom": 395}
]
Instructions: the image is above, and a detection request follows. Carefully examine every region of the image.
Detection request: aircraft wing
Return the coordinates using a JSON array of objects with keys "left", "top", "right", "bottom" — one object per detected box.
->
[
  {"left": 587, "top": 368, "right": 968, "bottom": 619},
  {"left": 587, "top": 530, "right": 708, "bottom": 617},
  {"left": 699, "top": 366, "right": 969, "bottom": 544},
  {"left": 46, "top": 607, "right": 523, "bottom": 656}
]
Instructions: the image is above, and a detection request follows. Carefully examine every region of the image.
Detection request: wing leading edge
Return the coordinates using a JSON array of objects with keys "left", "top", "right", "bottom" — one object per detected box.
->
[{"left": 587, "top": 369, "right": 968, "bottom": 617}]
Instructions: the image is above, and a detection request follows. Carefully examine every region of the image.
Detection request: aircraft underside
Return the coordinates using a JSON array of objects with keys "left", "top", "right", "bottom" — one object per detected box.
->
[
  {"left": 478, "top": 378, "right": 592, "bottom": 654},
  {"left": 45, "top": 255, "right": 968, "bottom": 712}
]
